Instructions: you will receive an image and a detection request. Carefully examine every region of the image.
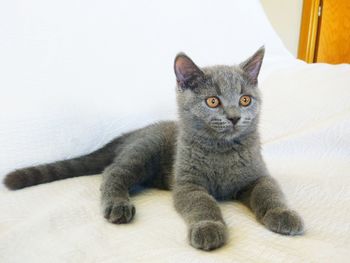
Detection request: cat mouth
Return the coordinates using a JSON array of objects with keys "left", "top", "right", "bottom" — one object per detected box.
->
[
  {"left": 212, "top": 125, "right": 238, "bottom": 134},
  {"left": 227, "top": 126, "right": 239, "bottom": 133}
]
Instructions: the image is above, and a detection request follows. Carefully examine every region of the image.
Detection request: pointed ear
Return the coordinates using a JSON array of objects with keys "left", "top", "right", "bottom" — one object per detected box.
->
[
  {"left": 174, "top": 53, "right": 204, "bottom": 90},
  {"left": 240, "top": 46, "right": 265, "bottom": 85}
]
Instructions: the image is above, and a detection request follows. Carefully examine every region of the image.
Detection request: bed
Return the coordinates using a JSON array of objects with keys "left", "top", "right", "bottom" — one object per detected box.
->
[{"left": 0, "top": 0, "right": 349, "bottom": 262}]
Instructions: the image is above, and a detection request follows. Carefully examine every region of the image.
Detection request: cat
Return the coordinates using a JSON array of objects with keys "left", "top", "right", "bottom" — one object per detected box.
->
[{"left": 3, "top": 47, "right": 304, "bottom": 251}]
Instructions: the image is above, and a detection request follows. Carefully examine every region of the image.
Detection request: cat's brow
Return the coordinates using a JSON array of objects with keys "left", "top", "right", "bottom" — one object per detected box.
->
[
  {"left": 236, "top": 81, "right": 243, "bottom": 94},
  {"left": 213, "top": 83, "right": 222, "bottom": 95}
]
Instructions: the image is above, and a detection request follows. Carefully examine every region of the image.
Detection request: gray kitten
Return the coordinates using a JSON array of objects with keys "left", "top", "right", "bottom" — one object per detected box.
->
[{"left": 4, "top": 47, "right": 304, "bottom": 251}]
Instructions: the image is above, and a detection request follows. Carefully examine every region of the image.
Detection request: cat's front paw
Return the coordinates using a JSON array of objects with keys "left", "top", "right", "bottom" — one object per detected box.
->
[
  {"left": 262, "top": 207, "right": 304, "bottom": 235},
  {"left": 103, "top": 200, "right": 135, "bottom": 224},
  {"left": 189, "top": 220, "right": 227, "bottom": 251}
]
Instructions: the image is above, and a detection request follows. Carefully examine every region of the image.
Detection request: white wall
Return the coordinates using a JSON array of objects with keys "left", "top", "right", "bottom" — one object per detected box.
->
[{"left": 261, "top": 0, "right": 303, "bottom": 57}]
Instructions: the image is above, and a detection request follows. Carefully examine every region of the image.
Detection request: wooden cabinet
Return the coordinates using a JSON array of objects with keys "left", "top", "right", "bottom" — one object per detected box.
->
[{"left": 298, "top": 0, "right": 350, "bottom": 64}]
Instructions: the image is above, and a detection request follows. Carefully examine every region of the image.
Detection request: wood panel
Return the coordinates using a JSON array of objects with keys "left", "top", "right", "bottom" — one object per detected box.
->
[
  {"left": 298, "top": 0, "right": 321, "bottom": 63},
  {"left": 315, "top": 0, "right": 350, "bottom": 63}
]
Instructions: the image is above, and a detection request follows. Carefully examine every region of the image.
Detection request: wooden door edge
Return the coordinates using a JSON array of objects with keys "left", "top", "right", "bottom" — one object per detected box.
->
[{"left": 298, "top": 0, "right": 321, "bottom": 63}]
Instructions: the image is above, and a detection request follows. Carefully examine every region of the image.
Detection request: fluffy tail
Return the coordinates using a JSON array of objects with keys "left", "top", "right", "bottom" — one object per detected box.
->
[{"left": 3, "top": 138, "right": 121, "bottom": 190}]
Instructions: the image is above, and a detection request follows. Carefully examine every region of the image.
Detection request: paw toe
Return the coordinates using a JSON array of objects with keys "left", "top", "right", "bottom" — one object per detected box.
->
[
  {"left": 263, "top": 208, "right": 304, "bottom": 235},
  {"left": 104, "top": 200, "right": 135, "bottom": 224},
  {"left": 189, "top": 220, "right": 227, "bottom": 251}
]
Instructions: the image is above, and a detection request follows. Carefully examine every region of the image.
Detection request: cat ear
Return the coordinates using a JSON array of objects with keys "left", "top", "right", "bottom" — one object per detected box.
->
[
  {"left": 174, "top": 53, "right": 204, "bottom": 90},
  {"left": 240, "top": 46, "right": 265, "bottom": 85}
]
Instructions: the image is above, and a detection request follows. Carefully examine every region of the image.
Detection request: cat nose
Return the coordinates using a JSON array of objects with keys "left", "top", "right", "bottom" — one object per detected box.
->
[{"left": 228, "top": 117, "right": 241, "bottom": 125}]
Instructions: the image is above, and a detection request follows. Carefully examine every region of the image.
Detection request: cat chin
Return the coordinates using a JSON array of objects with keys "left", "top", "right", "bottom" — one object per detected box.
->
[{"left": 216, "top": 125, "right": 254, "bottom": 141}]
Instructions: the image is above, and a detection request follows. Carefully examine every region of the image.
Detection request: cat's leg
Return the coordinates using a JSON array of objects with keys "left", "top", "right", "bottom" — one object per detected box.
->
[
  {"left": 173, "top": 183, "right": 227, "bottom": 251},
  {"left": 100, "top": 139, "right": 158, "bottom": 224},
  {"left": 239, "top": 176, "right": 304, "bottom": 235}
]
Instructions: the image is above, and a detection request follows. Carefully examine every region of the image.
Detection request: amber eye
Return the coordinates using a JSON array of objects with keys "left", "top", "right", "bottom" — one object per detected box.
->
[
  {"left": 239, "top": 95, "right": 252, "bottom": 107},
  {"left": 206, "top": 97, "right": 220, "bottom": 108}
]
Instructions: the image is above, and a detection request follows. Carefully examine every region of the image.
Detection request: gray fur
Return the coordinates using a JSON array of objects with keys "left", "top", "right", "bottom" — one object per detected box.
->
[{"left": 3, "top": 47, "right": 304, "bottom": 251}]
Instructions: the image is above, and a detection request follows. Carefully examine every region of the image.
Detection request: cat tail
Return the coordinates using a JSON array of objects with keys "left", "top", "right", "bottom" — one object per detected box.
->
[{"left": 3, "top": 138, "right": 122, "bottom": 190}]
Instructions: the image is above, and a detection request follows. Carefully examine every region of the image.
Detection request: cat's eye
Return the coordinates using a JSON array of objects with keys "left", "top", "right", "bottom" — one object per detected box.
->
[
  {"left": 239, "top": 95, "right": 251, "bottom": 107},
  {"left": 206, "top": 97, "right": 220, "bottom": 108}
]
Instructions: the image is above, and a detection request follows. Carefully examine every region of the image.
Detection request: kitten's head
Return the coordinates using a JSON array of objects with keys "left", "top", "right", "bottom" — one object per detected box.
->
[{"left": 174, "top": 47, "right": 264, "bottom": 141}]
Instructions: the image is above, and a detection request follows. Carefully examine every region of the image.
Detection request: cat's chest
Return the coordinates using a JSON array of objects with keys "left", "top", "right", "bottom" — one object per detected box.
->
[{"left": 191, "top": 148, "right": 255, "bottom": 198}]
